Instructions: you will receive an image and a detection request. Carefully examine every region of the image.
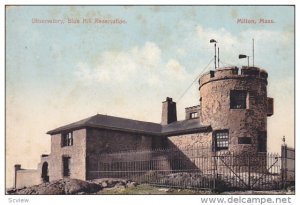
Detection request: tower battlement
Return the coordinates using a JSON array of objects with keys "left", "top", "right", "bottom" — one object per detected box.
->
[{"left": 199, "top": 66, "right": 268, "bottom": 89}]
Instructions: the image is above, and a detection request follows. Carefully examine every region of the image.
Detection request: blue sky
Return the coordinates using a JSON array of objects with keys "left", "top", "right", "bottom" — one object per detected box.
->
[{"left": 6, "top": 6, "right": 294, "bottom": 187}]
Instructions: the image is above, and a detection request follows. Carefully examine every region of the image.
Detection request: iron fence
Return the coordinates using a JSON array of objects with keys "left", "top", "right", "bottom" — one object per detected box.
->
[
  {"left": 281, "top": 145, "right": 295, "bottom": 188},
  {"left": 88, "top": 146, "right": 293, "bottom": 191}
]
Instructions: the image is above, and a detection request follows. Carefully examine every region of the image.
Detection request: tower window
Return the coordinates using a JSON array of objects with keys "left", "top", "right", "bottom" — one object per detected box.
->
[
  {"left": 190, "top": 112, "right": 198, "bottom": 119},
  {"left": 214, "top": 130, "right": 229, "bottom": 151},
  {"left": 238, "top": 137, "right": 252, "bottom": 144},
  {"left": 62, "top": 132, "right": 73, "bottom": 147},
  {"left": 230, "top": 90, "right": 247, "bottom": 109}
]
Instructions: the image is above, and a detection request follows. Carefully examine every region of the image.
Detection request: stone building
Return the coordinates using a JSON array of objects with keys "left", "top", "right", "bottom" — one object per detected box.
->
[{"left": 13, "top": 66, "right": 274, "bottom": 189}]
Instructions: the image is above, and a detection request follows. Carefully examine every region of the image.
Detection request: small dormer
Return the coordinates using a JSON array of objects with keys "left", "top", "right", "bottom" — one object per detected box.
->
[{"left": 185, "top": 105, "right": 200, "bottom": 120}]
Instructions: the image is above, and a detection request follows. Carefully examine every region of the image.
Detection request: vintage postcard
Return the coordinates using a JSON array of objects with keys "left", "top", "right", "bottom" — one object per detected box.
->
[{"left": 5, "top": 4, "right": 295, "bottom": 201}]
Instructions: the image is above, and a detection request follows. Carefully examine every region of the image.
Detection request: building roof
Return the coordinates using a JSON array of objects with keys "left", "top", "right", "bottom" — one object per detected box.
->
[
  {"left": 47, "top": 114, "right": 162, "bottom": 135},
  {"left": 162, "top": 118, "right": 210, "bottom": 136},
  {"left": 47, "top": 114, "right": 211, "bottom": 136}
]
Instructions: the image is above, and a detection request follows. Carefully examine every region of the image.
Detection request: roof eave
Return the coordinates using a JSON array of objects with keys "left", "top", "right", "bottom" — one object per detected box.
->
[
  {"left": 46, "top": 124, "right": 162, "bottom": 137},
  {"left": 46, "top": 125, "right": 86, "bottom": 135},
  {"left": 46, "top": 121, "right": 212, "bottom": 137},
  {"left": 162, "top": 126, "right": 212, "bottom": 136}
]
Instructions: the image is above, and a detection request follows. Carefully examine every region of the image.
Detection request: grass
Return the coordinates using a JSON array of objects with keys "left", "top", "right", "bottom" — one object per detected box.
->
[
  {"left": 96, "top": 184, "right": 213, "bottom": 195},
  {"left": 96, "top": 184, "right": 295, "bottom": 195}
]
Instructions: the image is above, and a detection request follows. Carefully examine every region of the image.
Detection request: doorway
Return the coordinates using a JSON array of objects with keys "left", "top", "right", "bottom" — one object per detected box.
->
[
  {"left": 63, "top": 156, "right": 71, "bottom": 177},
  {"left": 41, "top": 162, "right": 49, "bottom": 182}
]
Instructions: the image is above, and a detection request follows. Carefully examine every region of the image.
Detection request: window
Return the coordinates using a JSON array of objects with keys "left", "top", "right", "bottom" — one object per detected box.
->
[
  {"left": 238, "top": 137, "right": 252, "bottom": 144},
  {"left": 214, "top": 130, "right": 229, "bottom": 151},
  {"left": 267, "top": 97, "right": 274, "bottom": 116},
  {"left": 230, "top": 90, "right": 247, "bottom": 109},
  {"left": 190, "top": 112, "right": 198, "bottom": 119},
  {"left": 62, "top": 156, "right": 71, "bottom": 177},
  {"left": 258, "top": 131, "right": 267, "bottom": 152},
  {"left": 62, "top": 132, "right": 73, "bottom": 147}
]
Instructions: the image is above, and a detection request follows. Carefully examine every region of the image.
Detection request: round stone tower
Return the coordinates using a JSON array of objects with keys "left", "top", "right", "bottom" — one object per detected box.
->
[{"left": 199, "top": 66, "right": 273, "bottom": 155}]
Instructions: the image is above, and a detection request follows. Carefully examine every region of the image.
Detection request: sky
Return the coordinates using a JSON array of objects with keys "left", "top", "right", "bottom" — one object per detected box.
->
[{"left": 5, "top": 5, "right": 294, "bottom": 188}]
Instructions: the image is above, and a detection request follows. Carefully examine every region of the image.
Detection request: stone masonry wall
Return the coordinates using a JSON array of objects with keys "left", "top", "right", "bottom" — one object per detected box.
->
[
  {"left": 86, "top": 131, "right": 214, "bottom": 179},
  {"left": 86, "top": 128, "right": 158, "bottom": 154},
  {"left": 85, "top": 128, "right": 164, "bottom": 180},
  {"left": 48, "top": 129, "right": 87, "bottom": 181},
  {"left": 167, "top": 132, "right": 214, "bottom": 174},
  {"left": 167, "top": 132, "right": 212, "bottom": 150}
]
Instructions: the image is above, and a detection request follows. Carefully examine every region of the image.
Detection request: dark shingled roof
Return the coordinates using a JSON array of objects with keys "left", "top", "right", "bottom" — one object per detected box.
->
[
  {"left": 162, "top": 118, "right": 210, "bottom": 136},
  {"left": 47, "top": 114, "right": 162, "bottom": 135},
  {"left": 47, "top": 114, "right": 211, "bottom": 136}
]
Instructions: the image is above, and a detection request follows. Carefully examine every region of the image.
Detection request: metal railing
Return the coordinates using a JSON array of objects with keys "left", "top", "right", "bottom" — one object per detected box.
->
[
  {"left": 87, "top": 146, "right": 292, "bottom": 191},
  {"left": 281, "top": 145, "right": 295, "bottom": 188}
]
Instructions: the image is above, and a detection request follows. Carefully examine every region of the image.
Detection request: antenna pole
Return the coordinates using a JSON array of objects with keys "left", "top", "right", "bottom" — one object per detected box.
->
[
  {"left": 214, "top": 43, "right": 216, "bottom": 69},
  {"left": 247, "top": 56, "right": 249, "bottom": 67},
  {"left": 252, "top": 38, "right": 254, "bottom": 67},
  {"left": 218, "top": 47, "right": 220, "bottom": 68}
]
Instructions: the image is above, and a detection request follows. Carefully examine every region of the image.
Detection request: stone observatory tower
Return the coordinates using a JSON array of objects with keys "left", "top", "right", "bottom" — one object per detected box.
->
[{"left": 199, "top": 66, "right": 274, "bottom": 155}]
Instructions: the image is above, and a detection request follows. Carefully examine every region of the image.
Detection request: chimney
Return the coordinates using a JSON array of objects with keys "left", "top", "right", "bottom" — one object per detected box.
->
[
  {"left": 14, "top": 164, "right": 21, "bottom": 189},
  {"left": 161, "top": 97, "right": 177, "bottom": 125}
]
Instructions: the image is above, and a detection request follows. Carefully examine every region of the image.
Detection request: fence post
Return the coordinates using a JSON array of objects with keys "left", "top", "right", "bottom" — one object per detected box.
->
[
  {"left": 248, "top": 155, "right": 251, "bottom": 189},
  {"left": 281, "top": 144, "right": 287, "bottom": 189},
  {"left": 96, "top": 155, "right": 98, "bottom": 179},
  {"left": 213, "top": 151, "right": 217, "bottom": 190}
]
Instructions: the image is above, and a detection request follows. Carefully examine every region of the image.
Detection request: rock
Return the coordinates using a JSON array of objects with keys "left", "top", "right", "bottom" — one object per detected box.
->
[
  {"left": 106, "top": 179, "right": 118, "bottom": 188},
  {"left": 36, "top": 185, "right": 65, "bottom": 195},
  {"left": 115, "top": 182, "right": 126, "bottom": 188},
  {"left": 114, "top": 184, "right": 126, "bottom": 190},
  {"left": 126, "top": 181, "right": 137, "bottom": 188},
  {"left": 6, "top": 188, "right": 17, "bottom": 194},
  {"left": 64, "top": 179, "right": 102, "bottom": 194},
  {"left": 9, "top": 178, "right": 139, "bottom": 195},
  {"left": 76, "top": 192, "right": 86, "bottom": 195},
  {"left": 10, "top": 178, "right": 102, "bottom": 195},
  {"left": 158, "top": 188, "right": 169, "bottom": 192},
  {"left": 101, "top": 182, "right": 108, "bottom": 188}
]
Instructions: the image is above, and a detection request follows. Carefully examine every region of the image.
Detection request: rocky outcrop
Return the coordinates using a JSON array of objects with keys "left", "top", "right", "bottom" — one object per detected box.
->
[
  {"left": 89, "top": 178, "right": 138, "bottom": 189},
  {"left": 7, "top": 178, "right": 138, "bottom": 195}
]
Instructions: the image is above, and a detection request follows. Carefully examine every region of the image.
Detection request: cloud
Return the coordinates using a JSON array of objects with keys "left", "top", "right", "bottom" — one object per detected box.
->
[
  {"left": 73, "top": 25, "right": 294, "bottom": 115},
  {"left": 196, "top": 26, "right": 238, "bottom": 49},
  {"left": 147, "top": 74, "right": 162, "bottom": 87},
  {"left": 193, "top": 25, "right": 293, "bottom": 68},
  {"left": 74, "top": 42, "right": 189, "bottom": 87},
  {"left": 133, "top": 41, "right": 162, "bottom": 67},
  {"left": 195, "top": 24, "right": 293, "bottom": 50},
  {"left": 166, "top": 59, "right": 188, "bottom": 80},
  {"left": 75, "top": 51, "right": 136, "bottom": 83},
  {"left": 74, "top": 62, "right": 94, "bottom": 81},
  {"left": 75, "top": 26, "right": 293, "bottom": 88}
]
